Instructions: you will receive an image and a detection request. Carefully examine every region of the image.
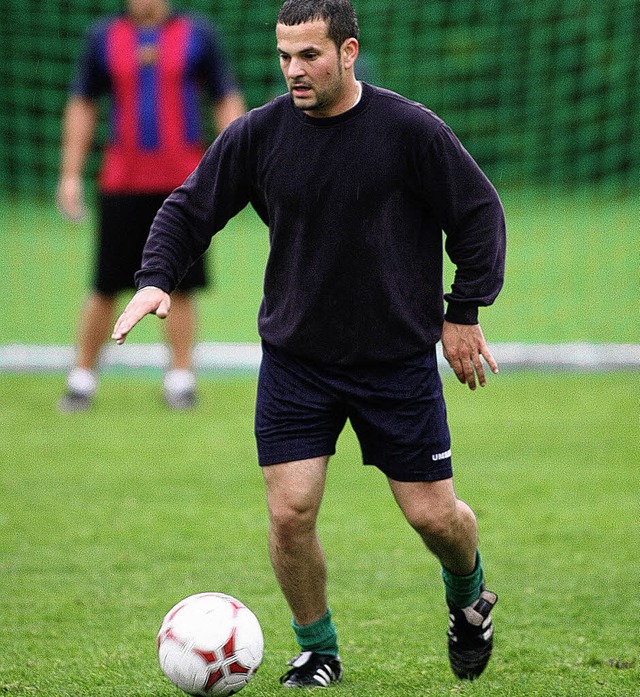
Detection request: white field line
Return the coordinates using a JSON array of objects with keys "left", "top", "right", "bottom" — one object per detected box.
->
[{"left": 0, "top": 342, "right": 638, "bottom": 373}]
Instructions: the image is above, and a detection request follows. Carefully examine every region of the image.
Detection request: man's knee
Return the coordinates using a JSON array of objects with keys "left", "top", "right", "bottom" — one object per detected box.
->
[
  {"left": 264, "top": 458, "right": 328, "bottom": 542},
  {"left": 404, "top": 504, "right": 457, "bottom": 541},
  {"left": 268, "top": 500, "right": 317, "bottom": 545}
]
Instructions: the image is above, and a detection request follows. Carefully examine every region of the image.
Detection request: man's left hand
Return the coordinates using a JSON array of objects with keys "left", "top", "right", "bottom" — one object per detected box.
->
[{"left": 441, "top": 320, "right": 499, "bottom": 390}]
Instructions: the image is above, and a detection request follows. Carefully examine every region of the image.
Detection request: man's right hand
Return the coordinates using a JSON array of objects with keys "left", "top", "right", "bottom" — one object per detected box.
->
[
  {"left": 56, "top": 175, "right": 87, "bottom": 223},
  {"left": 112, "top": 286, "right": 171, "bottom": 345}
]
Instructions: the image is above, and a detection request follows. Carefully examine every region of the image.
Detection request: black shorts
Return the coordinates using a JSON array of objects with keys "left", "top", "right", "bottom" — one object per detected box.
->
[
  {"left": 94, "top": 192, "right": 208, "bottom": 294},
  {"left": 254, "top": 341, "right": 453, "bottom": 482}
]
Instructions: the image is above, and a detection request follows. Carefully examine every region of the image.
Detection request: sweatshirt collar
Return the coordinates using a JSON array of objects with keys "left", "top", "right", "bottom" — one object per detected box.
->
[{"left": 290, "top": 81, "right": 372, "bottom": 127}]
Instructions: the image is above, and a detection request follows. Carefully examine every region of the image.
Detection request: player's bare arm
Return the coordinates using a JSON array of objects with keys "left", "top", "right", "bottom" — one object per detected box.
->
[
  {"left": 213, "top": 91, "right": 246, "bottom": 132},
  {"left": 441, "top": 320, "right": 499, "bottom": 390},
  {"left": 111, "top": 286, "right": 171, "bottom": 345},
  {"left": 56, "top": 97, "right": 98, "bottom": 223}
]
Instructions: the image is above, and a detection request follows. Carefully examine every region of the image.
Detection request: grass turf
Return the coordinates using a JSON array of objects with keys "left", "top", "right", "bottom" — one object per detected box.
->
[
  {"left": 1, "top": 370, "right": 638, "bottom": 696},
  {"left": 1, "top": 188, "right": 638, "bottom": 345}
]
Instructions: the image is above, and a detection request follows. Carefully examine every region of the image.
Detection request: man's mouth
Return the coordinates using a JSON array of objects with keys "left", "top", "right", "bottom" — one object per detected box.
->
[{"left": 291, "top": 84, "right": 312, "bottom": 97}]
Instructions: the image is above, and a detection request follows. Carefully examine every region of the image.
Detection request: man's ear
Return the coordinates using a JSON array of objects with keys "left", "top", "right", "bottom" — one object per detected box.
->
[{"left": 341, "top": 37, "right": 359, "bottom": 70}]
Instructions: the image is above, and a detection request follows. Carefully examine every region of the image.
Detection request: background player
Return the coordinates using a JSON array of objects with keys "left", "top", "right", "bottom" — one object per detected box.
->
[{"left": 57, "top": 0, "right": 245, "bottom": 411}]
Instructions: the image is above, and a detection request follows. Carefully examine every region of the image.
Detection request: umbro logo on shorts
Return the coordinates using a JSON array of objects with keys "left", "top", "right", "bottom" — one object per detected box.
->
[{"left": 432, "top": 448, "right": 452, "bottom": 462}]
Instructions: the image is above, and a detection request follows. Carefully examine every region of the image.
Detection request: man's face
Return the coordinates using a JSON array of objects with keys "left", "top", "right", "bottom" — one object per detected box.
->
[
  {"left": 126, "top": 0, "right": 168, "bottom": 25},
  {"left": 276, "top": 20, "right": 355, "bottom": 118}
]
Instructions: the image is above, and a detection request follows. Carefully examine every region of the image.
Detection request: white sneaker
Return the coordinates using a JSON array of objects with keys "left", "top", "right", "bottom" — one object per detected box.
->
[
  {"left": 163, "top": 369, "right": 197, "bottom": 410},
  {"left": 58, "top": 368, "right": 97, "bottom": 412}
]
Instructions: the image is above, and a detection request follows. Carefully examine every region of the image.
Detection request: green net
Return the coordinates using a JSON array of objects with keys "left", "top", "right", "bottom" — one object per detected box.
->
[{"left": 0, "top": 0, "right": 638, "bottom": 196}]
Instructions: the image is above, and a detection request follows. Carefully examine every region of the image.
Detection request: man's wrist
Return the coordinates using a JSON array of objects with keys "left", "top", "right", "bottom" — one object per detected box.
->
[
  {"left": 59, "top": 173, "right": 82, "bottom": 184},
  {"left": 135, "top": 276, "right": 173, "bottom": 294},
  {"left": 444, "top": 302, "right": 479, "bottom": 325}
]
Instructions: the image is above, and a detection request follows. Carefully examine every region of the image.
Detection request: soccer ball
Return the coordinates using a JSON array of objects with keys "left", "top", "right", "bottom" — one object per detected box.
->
[{"left": 157, "top": 592, "right": 264, "bottom": 696}]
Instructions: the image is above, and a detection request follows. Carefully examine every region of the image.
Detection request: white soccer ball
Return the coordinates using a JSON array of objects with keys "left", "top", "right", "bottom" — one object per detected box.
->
[{"left": 157, "top": 592, "right": 264, "bottom": 696}]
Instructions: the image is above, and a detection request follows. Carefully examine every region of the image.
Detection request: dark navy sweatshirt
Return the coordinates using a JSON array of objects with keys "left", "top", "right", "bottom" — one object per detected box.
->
[{"left": 136, "top": 82, "right": 506, "bottom": 365}]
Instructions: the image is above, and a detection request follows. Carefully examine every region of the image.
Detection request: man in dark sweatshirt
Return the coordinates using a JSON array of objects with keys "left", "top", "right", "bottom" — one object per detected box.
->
[{"left": 113, "top": 0, "right": 505, "bottom": 688}]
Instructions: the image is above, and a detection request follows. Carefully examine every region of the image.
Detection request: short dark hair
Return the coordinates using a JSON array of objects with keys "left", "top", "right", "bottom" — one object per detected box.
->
[{"left": 277, "top": 0, "right": 359, "bottom": 48}]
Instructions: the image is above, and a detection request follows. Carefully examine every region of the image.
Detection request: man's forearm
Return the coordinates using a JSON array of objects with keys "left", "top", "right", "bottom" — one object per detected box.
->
[{"left": 60, "top": 96, "right": 98, "bottom": 179}]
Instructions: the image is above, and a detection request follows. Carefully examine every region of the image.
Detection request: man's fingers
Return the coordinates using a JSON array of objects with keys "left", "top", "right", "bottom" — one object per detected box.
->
[
  {"left": 441, "top": 321, "right": 499, "bottom": 390},
  {"left": 472, "top": 354, "right": 485, "bottom": 388},
  {"left": 448, "top": 351, "right": 490, "bottom": 390},
  {"left": 56, "top": 179, "right": 87, "bottom": 223},
  {"left": 464, "top": 355, "right": 477, "bottom": 390},
  {"left": 111, "top": 287, "right": 171, "bottom": 344},
  {"left": 112, "top": 311, "right": 137, "bottom": 344},
  {"left": 155, "top": 297, "right": 170, "bottom": 319},
  {"left": 447, "top": 351, "right": 476, "bottom": 389},
  {"left": 112, "top": 306, "right": 149, "bottom": 343},
  {"left": 450, "top": 359, "right": 466, "bottom": 385},
  {"left": 474, "top": 345, "right": 499, "bottom": 388},
  {"left": 56, "top": 194, "right": 87, "bottom": 223},
  {"left": 482, "top": 346, "right": 500, "bottom": 375}
]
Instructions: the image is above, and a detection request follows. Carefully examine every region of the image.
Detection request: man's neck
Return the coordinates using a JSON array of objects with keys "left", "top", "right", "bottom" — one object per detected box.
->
[
  {"left": 305, "top": 78, "right": 361, "bottom": 119},
  {"left": 351, "top": 81, "right": 363, "bottom": 109}
]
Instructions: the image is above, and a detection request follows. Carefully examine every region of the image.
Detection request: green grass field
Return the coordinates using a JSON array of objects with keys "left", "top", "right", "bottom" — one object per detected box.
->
[
  {"left": 1, "top": 370, "right": 638, "bottom": 696},
  {"left": 0, "top": 189, "right": 638, "bottom": 345},
  {"left": 1, "top": 191, "right": 638, "bottom": 694}
]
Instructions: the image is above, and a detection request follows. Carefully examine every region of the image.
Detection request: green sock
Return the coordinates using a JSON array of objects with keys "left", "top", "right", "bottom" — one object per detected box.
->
[
  {"left": 441, "top": 551, "right": 484, "bottom": 608},
  {"left": 292, "top": 609, "right": 339, "bottom": 656}
]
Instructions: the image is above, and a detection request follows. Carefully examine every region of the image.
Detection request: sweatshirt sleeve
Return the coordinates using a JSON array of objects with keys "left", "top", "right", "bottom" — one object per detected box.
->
[
  {"left": 69, "top": 20, "right": 111, "bottom": 99},
  {"left": 134, "top": 117, "right": 252, "bottom": 293},
  {"left": 422, "top": 122, "right": 506, "bottom": 324}
]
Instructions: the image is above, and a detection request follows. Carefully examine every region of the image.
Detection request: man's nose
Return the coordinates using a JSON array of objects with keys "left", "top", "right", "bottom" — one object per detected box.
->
[{"left": 287, "top": 57, "right": 305, "bottom": 79}]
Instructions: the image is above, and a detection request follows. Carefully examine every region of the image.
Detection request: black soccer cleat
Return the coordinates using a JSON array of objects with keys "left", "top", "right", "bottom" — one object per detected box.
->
[
  {"left": 447, "top": 585, "right": 497, "bottom": 680},
  {"left": 280, "top": 651, "right": 343, "bottom": 688}
]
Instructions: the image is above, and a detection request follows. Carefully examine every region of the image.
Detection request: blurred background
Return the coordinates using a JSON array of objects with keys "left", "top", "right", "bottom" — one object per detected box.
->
[{"left": 0, "top": 0, "right": 638, "bottom": 357}]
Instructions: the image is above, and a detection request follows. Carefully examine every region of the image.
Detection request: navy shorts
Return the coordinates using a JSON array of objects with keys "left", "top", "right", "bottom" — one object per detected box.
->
[
  {"left": 94, "top": 193, "right": 208, "bottom": 294},
  {"left": 254, "top": 341, "right": 453, "bottom": 482}
]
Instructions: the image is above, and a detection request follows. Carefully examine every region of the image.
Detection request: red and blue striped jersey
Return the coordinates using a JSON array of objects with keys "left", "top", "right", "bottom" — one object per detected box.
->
[{"left": 71, "top": 13, "right": 238, "bottom": 193}]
